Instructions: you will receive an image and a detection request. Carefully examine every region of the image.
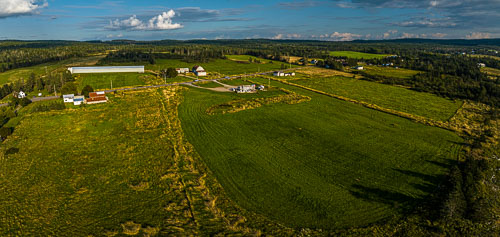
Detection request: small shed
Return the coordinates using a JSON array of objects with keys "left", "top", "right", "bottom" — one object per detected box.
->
[
  {"left": 73, "top": 96, "right": 85, "bottom": 105},
  {"left": 176, "top": 68, "right": 190, "bottom": 74},
  {"left": 17, "top": 91, "right": 26, "bottom": 99},
  {"left": 63, "top": 94, "right": 75, "bottom": 103}
]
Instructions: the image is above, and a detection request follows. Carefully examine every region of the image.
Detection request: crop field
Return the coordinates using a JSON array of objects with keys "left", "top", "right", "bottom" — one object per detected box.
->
[
  {"left": 357, "top": 65, "right": 422, "bottom": 79},
  {"left": 146, "top": 58, "right": 293, "bottom": 75},
  {"left": 289, "top": 76, "right": 461, "bottom": 121},
  {"left": 75, "top": 72, "right": 155, "bottom": 90},
  {"left": 178, "top": 81, "right": 462, "bottom": 229},
  {"left": 329, "top": 51, "right": 390, "bottom": 59},
  {"left": 0, "top": 88, "right": 247, "bottom": 236},
  {"left": 0, "top": 56, "right": 104, "bottom": 86}
]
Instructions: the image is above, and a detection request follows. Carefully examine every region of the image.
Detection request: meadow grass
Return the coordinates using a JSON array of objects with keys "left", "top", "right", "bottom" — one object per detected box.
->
[
  {"left": 226, "top": 55, "right": 277, "bottom": 64},
  {"left": 329, "top": 51, "right": 391, "bottom": 59},
  {"left": 359, "top": 65, "right": 422, "bottom": 79},
  {"left": 0, "top": 89, "right": 234, "bottom": 235},
  {"left": 482, "top": 67, "right": 500, "bottom": 77},
  {"left": 146, "top": 58, "right": 293, "bottom": 75},
  {"left": 178, "top": 82, "right": 463, "bottom": 229},
  {"left": 0, "top": 56, "right": 103, "bottom": 86},
  {"left": 290, "top": 76, "right": 461, "bottom": 121},
  {"left": 75, "top": 72, "right": 154, "bottom": 90}
]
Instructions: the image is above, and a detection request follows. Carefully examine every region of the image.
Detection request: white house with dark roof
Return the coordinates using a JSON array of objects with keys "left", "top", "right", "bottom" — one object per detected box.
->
[
  {"left": 192, "top": 66, "right": 207, "bottom": 76},
  {"left": 63, "top": 94, "right": 74, "bottom": 103}
]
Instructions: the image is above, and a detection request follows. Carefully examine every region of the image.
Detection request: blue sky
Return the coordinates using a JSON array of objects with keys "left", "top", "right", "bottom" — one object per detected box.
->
[{"left": 0, "top": 0, "right": 498, "bottom": 41}]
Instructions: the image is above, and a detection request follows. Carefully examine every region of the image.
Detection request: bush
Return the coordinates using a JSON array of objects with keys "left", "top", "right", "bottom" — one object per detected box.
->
[
  {"left": 0, "top": 127, "right": 13, "bottom": 141},
  {"left": 19, "top": 97, "right": 32, "bottom": 107},
  {"left": 4, "top": 147, "right": 19, "bottom": 156},
  {"left": 81, "top": 85, "right": 94, "bottom": 97}
]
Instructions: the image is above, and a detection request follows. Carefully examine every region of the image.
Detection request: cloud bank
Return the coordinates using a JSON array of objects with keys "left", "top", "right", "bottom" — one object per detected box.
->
[
  {"left": 0, "top": 0, "right": 47, "bottom": 18},
  {"left": 108, "top": 10, "right": 183, "bottom": 31}
]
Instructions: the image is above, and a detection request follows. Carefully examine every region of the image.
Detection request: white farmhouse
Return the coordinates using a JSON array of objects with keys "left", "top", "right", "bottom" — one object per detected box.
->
[
  {"left": 17, "top": 91, "right": 26, "bottom": 99},
  {"left": 176, "top": 68, "right": 190, "bottom": 74},
  {"left": 68, "top": 66, "right": 144, "bottom": 74},
  {"left": 354, "top": 66, "right": 364, "bottom": 70},
  {"left": 63, "top": 94, "right": 75, "bottom": 103},
  {"left": 192, "top": 66, "right": 207, "bottom": 76},
  {"left": 478, "top": 63, "right": 486, "bottom": 68}
]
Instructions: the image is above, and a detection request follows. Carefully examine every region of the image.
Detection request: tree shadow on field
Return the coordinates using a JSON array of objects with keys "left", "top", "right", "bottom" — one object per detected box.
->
[
  {"left": 425, "top": 158, "right": 457, "bottom": 169},
  {"left": 350, "top": 184, "right": 422, "bottom": 215},
  {"left": 350, "top": 168, "right": 449, "bottom": 216}
]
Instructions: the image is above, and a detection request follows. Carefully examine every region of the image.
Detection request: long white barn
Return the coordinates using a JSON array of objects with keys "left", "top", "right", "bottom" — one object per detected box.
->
[{"left": 68, "top": 66, "right": 145, "bottom": 74}]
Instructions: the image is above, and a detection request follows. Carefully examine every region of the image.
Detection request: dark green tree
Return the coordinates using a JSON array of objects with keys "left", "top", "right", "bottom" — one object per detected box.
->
[
  {"left": 60, "top": 82, "right": 78, "bottom": 95},
  {"left": 165, "top": 68, "right": 178, "bottom": 78},
  {"left": 81, "top": 85, "right": 94, "bottom": 97}
]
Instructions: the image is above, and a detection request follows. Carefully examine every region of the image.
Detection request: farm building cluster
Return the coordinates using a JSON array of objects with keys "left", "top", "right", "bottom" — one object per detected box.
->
[
  {"left": 63, "top": 91, "right": 107, "bottom": 105},
  {"left": 176, "top": 66, "right": 208, "bottom": 76},
  {"left": 229, "top": 84, "right": 265, "bottom": 93},
  {"left": 273, "top": 71, "right": 295, "bottom": 77}
]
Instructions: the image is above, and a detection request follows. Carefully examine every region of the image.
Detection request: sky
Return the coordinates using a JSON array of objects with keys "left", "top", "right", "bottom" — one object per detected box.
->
[{"left": 0, "top": 0, "right": 498, "bottom": 41}]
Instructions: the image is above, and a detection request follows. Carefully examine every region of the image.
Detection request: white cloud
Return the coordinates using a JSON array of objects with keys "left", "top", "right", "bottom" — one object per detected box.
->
[
  {"left": 108, "top": 10, "right": 183, "bottom": 31},
  {"left": 271, "top": 34, "right": 283, "bottom": 39},
  {"left": 0, "top": 0, "right": 47, "bottom": 18},
  {"left": 431, "top": 33, "right": 447, "bottom": 38},
  {"left": 465, "top": 32, "right": 491, "bottom": 39},
  {"left": 329, "top": 32, "right": 362, "bottom": 41}
]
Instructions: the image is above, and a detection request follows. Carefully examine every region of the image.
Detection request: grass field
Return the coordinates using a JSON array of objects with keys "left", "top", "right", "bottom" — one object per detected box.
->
[
  {"left": 358, "top": 65, "right": 422, "bottom": 79},
  {"left": 75, "top": 72, "right": 154, "bottom": 90},
  {"left": 0, "top": 56, "right": 103, "bottom": 86},
  {"left": 178, "top": 82, "right": 463, "bottom": 229},
  {"left": 226, "top": 55, "right": 276, "bottom": 64},
  {"left": 146, "top": 58, "right": 293, "bottom": 75},
  {"left": 0, "top": 88, "right": 240, "bottom": 235},
  {"left": 329, "top": 51, "right": 391, "bottom": 59},
  {"left": 482, "top": 67, "right": 500, "bottom": 77},
  {"left": 289, "top": 76, "right": 461, "bottom": 121}
]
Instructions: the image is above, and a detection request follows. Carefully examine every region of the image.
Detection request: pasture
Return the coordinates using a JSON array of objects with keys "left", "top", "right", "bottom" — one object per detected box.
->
[
  {"left": 146, "top": 58, "right": 292, "bottom": 75},
  {"left": 0, "top": 56, "right": 103, "bottom": 86},
  {"left": 75, "top": 72, "right": 154, "bottom": 90},
  {"left": 482, "top": 67, "right": 500, "bottom": 78},
  {"left": 329, "top": 51, "right": 390, "bottom": 59},
  {"left": 178, "top": 82, "right": 462, "bottom": 229},
  {"left": 0, "top": 88, "right": 237, "bottom": 236},
  {"left": 290, "top": 76, "right": 461, "bottom": 121},
  {"left": 357, "top": 65, "right": 422, "bottom": 79}
]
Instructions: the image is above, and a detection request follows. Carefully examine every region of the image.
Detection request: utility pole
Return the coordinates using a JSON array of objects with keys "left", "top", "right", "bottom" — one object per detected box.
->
[{"left": 54, "top": 85, "right": 57, "bottom": 96}]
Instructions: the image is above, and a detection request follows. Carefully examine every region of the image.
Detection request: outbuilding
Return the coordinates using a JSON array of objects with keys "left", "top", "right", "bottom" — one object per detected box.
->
[
  {"left": 68, "top": 66, "right": 144, "bottom": 74},
  {"left": 63, "top": 94, "right": 75, "bottom": 103},
  {"left": 73, "top": 96, "right": 85, "bottom": 105},
  {"left": 17, "top": 91, "right": 26, "bottom": 99},
  {"left": 176, "top": 68, "right": 190, "bottom": 74}
]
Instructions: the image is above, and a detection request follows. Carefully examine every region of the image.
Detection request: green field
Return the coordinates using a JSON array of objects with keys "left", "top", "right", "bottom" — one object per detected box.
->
[
  {"left": 0, "top": 56, "right": 103, "bottom": 86},
  {"left": 358, "top": 65, "right": 422, "bottom": 79},
  {"left": 76, "top": 72, "right": 154, "bottom": 90},
  {"left": 289, "top": 76, "right": 461, "bottom": 121},
  {"left": 146, "top": 58, "right": 292, "bottom": 75},
  {"left": 329, "top": 51, "right": 391, "bottom": 59},
  {"left": 0, "top": 88, "right": 238, "bottom": 235},
  {"left": 482, "top": 67, "right": 500, "bottom": 77},
  {"left": 178, "top": 81, "right": 462, "bottom": 229},
  {"left": 225, "top": 55, "right": 277, "bottom": 64}
]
